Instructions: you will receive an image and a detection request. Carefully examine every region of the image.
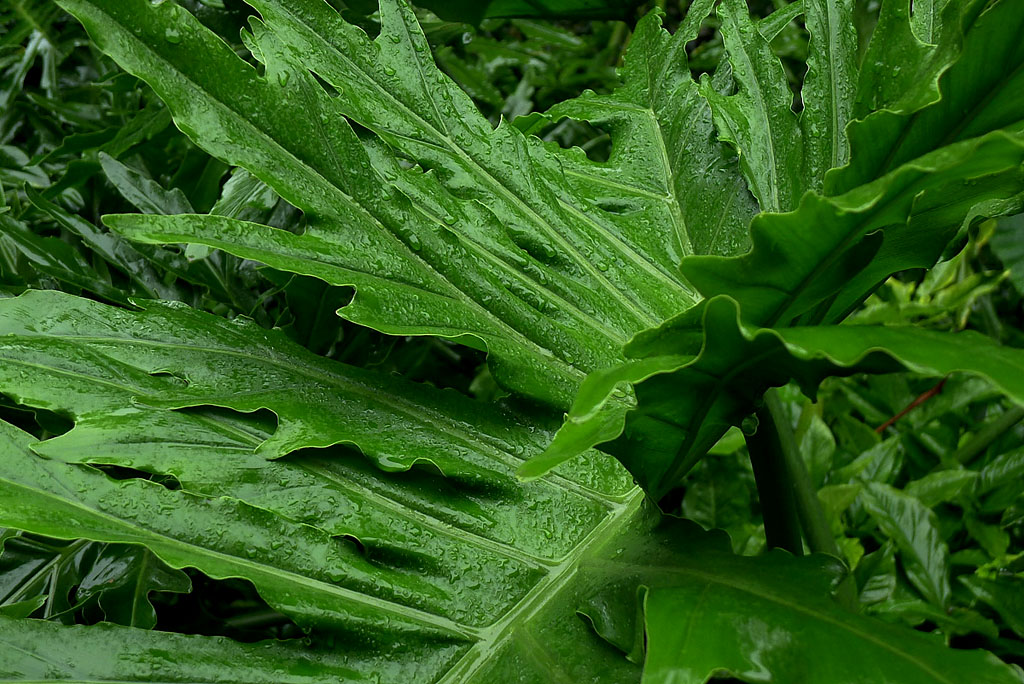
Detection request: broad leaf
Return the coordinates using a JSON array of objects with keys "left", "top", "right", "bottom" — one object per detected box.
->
[
  {"left": 698, "top": 0, "right": 803, "bottom": 213},
  {"left": 832, "top": 0, "right": 1023, "bottom": 194},
  {"left": 0, "top": 414, "right": 653, "bottom": 681},
  {"left": 581, "top": 518, "right": 1020, "bottom": 684},
  {"left": 0, "top": 615, "right": 424, "bottom": 682},
  {"left": 861, "top": 483, "right": 951, "bottom": 610},
  {"left": 545, "top": 0, "right": 757, "bottom": 258},
  {"left": 0, "top": 289, "right": 656, "bottom": 681}
]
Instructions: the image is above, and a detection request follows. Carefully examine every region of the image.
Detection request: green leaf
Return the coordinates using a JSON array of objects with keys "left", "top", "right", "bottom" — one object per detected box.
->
[
  {"left": 0, "top": 289, "right": 629, "bottom": 499},
  {"left": 57, "top": 0, "right": 721, "bottom": 410},
  {"left": 99, "top": 152, "right": 195, "bottom": 216},
  {"left": 904, "top": 469, "right": 978, "bottom": 507},
  {"left": 582, "top": 518, "right": 1019, "bottom": 684},
  {"left": 861, "top": 483, "right": 951, "bottom": 609},
  {"left": 682, "top": 131, "right": 1024, "bottom": 328},
  {"left": 0, "top": 290, "right": 672, "bottom": 681},
  {"left": 545, "top": 1, "right": 757, "bottom": 258},
  {"left": 699, "top": 0, "right": 803, "bottom": 213},
  {"left": 992, "top": 213, "right": 1024, "bottom": 294},
  {"left": 0, "top": 213, "right": 131, "bottom": 304},
  {"left": 962, "top": 576, "right": 1024, "bottom": 639},
  {"left": 347, "top": 0, "right": 643, "bottom": 23},
  {"left": 23, "top": 188, "right": 193, "bottom": 304},
  {"left": 832, "top": 0, "right": 1023, "bottom": 194},
  {"left": 800, "top": 0, "right": 857, "bottom": 189},
  {"left": 0, "top": 415, "right": 657, "bottom": 681}
]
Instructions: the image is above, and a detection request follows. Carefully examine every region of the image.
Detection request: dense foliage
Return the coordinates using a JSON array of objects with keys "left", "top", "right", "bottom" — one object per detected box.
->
[{"left": 0, "top": 0, "right": 1022, "bottom": 682}]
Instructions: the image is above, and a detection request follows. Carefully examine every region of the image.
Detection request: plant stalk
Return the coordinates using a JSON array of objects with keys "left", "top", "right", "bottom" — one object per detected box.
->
[
  {"left": 763, "top": 390, "right": 859, "bottom": 611},
  {"left": 745, "top": 406, "right": 803, "bottom": 555}
]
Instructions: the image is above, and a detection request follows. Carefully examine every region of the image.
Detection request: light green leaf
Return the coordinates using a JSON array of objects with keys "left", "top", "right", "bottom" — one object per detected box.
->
[
  {"left": 904, "top": 469, "right": 978, "bottom": 507},
  {"left": 861, "top": 483, "right": 951, "bottom": 609}
]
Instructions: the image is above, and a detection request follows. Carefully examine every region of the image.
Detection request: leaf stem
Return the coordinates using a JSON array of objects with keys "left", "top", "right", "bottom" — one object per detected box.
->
[
  {"left": 763, "top": 392, "right": 833, "bottom": 556},
  {"left": 763, "top": 390, "right": 859, "bottom": 611},
  {"left": 875, "top": 377, "right": 948, "bottom": 433},
  {"left": 745, "top": 403, "right": 803, "bottom": 555}
]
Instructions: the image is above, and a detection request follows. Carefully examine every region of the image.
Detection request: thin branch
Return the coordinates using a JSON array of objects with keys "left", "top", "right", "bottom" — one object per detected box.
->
[{"left": 875, "top": 377, "right": 948, "bottom": 433}]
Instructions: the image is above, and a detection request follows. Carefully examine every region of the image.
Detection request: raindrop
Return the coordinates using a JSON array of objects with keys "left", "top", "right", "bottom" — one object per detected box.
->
[
  {"left": 277, "top": 71, "right": 291, "bottom": 87},
  {"left": 164, "top": 28, "right": 182, "bottom": 44}
]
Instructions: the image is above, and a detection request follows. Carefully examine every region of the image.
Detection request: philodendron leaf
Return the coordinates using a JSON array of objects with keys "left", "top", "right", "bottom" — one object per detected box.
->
[
  {"left": 586, "top": 518, "right": 1020, "bottom": 684},
  {"left": 831, "top": 0, "right": 1023, "bottom": 194},
  {"left": 0, "top": 288, "right": 630, "bottom": 502},
  {"left": 544, "top": 0, "right": 757, "bottom": 259},
  {"left": 56, "top": 0, "right": 746, "bottom": 410},
  {"left": 530, "top": 296, "right": 1024, "bottom": 498},
  {"left": 682, "top": 131, "right": 1024, "bottom": 329},
  {"left": 347, "top": 0, "right": 643, "bottom": 23},
  {"left": 698, "top": 0, "right": 804, "bottom": 213},
  {"left": 0, "top": 289, "right": 670, "bottom": 681},
  {"left": 0, "top": 411, "right": 658, "bottom": 682},
  {"left": 531, "top": 0, "right": 1024, "bottom": 487},
  {"left": 800, "top": 0, "right": 857, "bottom": 189}
]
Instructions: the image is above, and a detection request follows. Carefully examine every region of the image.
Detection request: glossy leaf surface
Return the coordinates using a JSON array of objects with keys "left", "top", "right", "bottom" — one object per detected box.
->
[
  {"left": 0, "top": 289, "right": 653, "bottom": 682},
  {"left": 57, "top": 0, "right": 747, "bottom": 410},
  {"left": 620, "top": 520, "right": 1020, "bottom": 684}
]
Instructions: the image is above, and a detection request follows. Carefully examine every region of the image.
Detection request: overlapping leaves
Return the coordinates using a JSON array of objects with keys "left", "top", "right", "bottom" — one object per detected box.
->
[
  {"left": 1, "top": 0, "right": 1023, "bottom": 681},
  {"left": 531, "top": 0, "right": 1024, "bottom": 498}
]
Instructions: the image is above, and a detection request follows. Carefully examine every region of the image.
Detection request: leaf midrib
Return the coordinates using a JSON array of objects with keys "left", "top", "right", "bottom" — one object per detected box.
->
[{"left": 436, "top": 488, "right": 646, "bottom": 683}]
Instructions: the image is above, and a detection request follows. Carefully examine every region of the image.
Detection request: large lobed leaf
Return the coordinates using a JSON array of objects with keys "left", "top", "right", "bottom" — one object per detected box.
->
[
  {"left": 533, "top": 295, "right": 1024, "bottom": 499},
  {"left": 54, "top": 0, "right": 751, "bottom": 410},
  {"left": 0, "top": 289, "right": 644, "bottom": 681}
]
